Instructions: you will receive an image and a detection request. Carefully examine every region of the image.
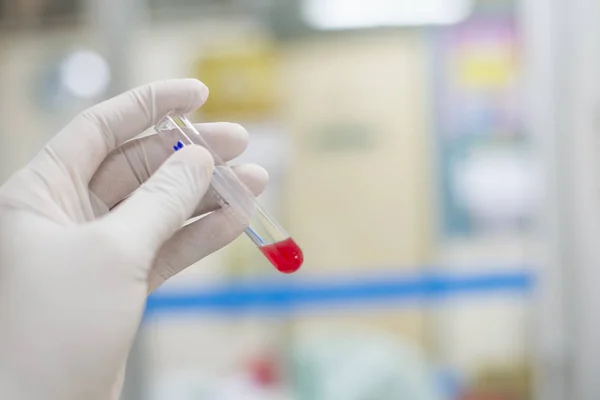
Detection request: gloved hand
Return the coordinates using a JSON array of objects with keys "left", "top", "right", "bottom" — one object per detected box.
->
[{"left": 0, "top": 79, "right": 268, "bottom": 399}]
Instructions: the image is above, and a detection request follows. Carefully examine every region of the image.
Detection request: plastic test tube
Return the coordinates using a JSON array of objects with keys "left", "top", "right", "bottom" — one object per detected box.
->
[{"left": 155, "top": 113, "right": 303, "bottom": 274}]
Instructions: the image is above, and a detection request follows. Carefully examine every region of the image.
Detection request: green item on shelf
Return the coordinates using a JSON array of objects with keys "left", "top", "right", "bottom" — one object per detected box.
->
[{"left": 288, "top": 329, "right": 446, "bottom": 400}]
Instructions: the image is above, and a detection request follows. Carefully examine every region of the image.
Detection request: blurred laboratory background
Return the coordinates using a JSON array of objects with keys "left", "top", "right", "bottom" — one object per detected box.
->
[{"left": 1, "top": 0, "right": 599, "bottom": 399}]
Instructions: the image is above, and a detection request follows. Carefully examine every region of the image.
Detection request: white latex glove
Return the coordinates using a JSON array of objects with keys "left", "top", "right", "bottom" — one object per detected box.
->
[{"left": 0, "top": 79, "right": 268, "bottom": 399}]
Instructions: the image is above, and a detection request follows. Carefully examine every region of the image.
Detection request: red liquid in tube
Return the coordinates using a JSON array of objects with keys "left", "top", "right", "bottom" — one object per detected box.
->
[{"left": 259, "top": 238, "right": 303, "bottom": 274}]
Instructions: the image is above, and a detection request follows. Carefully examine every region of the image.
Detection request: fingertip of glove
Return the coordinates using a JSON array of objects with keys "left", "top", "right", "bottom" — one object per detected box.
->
[
  {"left": 236, "top": 163, "right": 269, "bottom": 186},
  {"left": 159, "top": 78, "right": 209, "bottom": 110},
  {"left": 186, "top": 78, "right": 209, "bottom": 104}
]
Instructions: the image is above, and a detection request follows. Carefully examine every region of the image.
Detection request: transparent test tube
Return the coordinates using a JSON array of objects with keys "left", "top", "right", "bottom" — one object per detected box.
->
[{"left": 155, "top": 113, "right": 303, "bottom": 274}]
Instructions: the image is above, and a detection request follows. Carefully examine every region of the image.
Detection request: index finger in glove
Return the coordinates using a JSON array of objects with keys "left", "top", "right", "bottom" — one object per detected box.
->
[{"left": 89, "top": 122, "right": 248, "bottom": 209}]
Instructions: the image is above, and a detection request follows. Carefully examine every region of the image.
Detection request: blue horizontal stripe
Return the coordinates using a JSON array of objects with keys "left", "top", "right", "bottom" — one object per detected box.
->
[{"left": 144, "top": 269, "right": 534, "bottom": 316}]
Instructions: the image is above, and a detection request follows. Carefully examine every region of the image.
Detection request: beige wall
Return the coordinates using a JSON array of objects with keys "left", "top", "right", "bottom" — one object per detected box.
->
[{"left": 282, "top": 33, "right": 432, "bottom": 272}]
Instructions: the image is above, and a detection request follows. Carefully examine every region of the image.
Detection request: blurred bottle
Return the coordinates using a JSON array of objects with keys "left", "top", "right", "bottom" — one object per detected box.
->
[
  {"left": 288, "top": 329, "right": 449, "bottom": 400},
  {"left": 208, "top": 354, "right": 288, "bottom": 400},
  {"left": 149, "top": 356, "right": 288, "bottom": 400}
]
